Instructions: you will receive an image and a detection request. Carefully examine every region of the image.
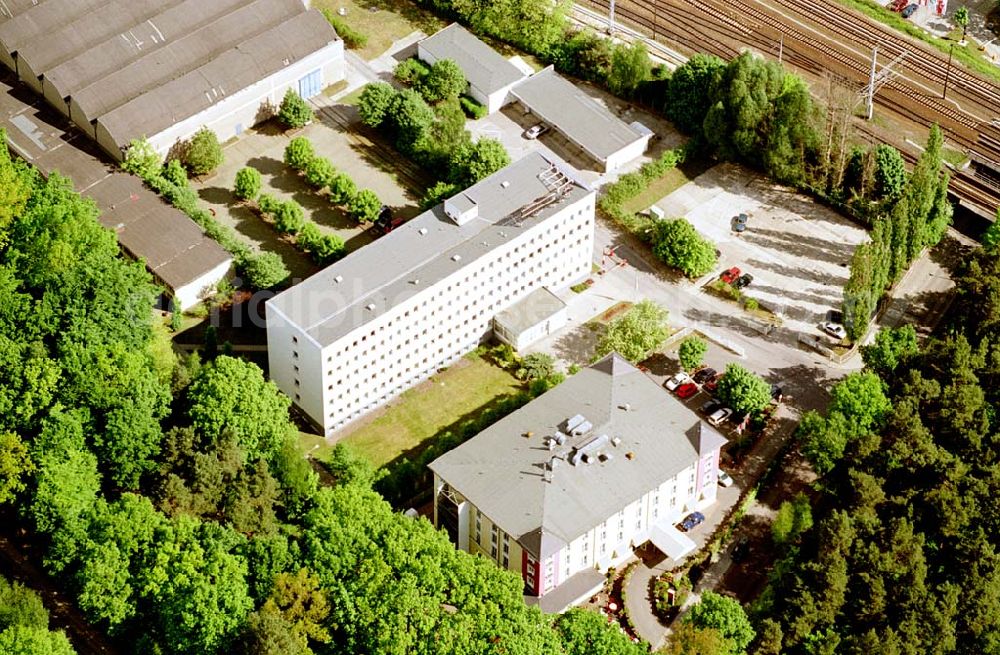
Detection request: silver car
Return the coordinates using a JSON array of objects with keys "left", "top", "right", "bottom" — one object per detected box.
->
[{"left": 524, "top": 124, "right": 549, "bottom": 139}]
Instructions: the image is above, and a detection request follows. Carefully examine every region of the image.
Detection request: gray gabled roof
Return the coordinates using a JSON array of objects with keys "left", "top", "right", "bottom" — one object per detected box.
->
[
  {"left": 511, "top": 66, "right": 647, "bottom": 162},
  {"left": 429, "top": 354, "right": 727, "bottom": 558},
  {"left": 418, "top": 23, "right": 525, "bottom": 96},
  {"left": 267, "top": 152, "right": 592, "bottom": 347},
  {"left": 494, "top": 286, "right": 566, "bottom": 335}
]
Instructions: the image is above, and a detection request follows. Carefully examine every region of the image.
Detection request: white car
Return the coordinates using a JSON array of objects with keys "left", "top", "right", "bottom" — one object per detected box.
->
[
  {"left": 717, "top": 471, "right": 735, "bottom": 487},
  {"left": 708, "top": 407, "right": 733, "bottom": 427},
  {"left": 663, "top": 372, "right": 692, "bottom": 391},
  {"left": 524, "top": 124, "right": 549, "bottom": 140},
  {"left": 820, "top": 321, "right": 847, "bottom": 340}
]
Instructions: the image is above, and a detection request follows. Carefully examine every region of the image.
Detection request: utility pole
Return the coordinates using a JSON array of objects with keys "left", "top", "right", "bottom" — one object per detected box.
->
[
  {"left": 608, "top": 0, "right": 616, "bottom": 35},
  {"left": 866, "top": 45, "right": 878, "bottom": 121},
  {"left": 778, "top": 34, "right": 784, "bottom": 65},
  {"left": 860, "top": 46, "right": 905, "bottom": 120},
  {"left": 943, "top": 42, "right": 955, "bottom": 99}
]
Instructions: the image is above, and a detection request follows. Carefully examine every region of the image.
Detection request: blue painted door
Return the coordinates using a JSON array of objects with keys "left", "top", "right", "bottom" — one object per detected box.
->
[{"left": 298, "top": 69, "right": 322, "bottom": 99}]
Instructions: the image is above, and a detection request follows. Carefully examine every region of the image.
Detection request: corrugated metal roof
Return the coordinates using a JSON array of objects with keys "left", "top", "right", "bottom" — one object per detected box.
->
[
  {"left": 0, "top": 0, "right": 53, "bottom": 24},
  {"left": 97, "top": 8, "right": 336, "bottom": 149},
  {"left": 511, "top": 66, "right": 646, "bottom": 162},
  {"left": 0, "top": 0, "right": 107, "bottom": 54},
  {"left": 43, "top": 0, "right": 248, "bottom": 103},
  {"left": 266, "top": 152, "right": 592, "bottom": 347},
  {"left": 429, "top": 354, "right": 726, "bottom": 557},
  {"left": 418, "top": 23, "right": 525, "bottom": 95},
  {"left": 70, "top": 0, "right": 305, "bottom": 127}
]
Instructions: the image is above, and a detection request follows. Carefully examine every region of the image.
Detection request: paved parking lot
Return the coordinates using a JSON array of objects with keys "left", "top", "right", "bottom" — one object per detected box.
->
[{"left": 655, "top": 163, "right": 869, "bottom": 334}]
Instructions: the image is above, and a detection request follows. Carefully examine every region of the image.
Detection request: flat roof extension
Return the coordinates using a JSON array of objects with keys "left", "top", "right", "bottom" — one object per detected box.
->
[{"left": 418, "top": 23, "right": 525, "bottom": 95}]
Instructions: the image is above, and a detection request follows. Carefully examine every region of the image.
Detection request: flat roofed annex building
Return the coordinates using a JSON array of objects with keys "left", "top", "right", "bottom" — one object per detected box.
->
[
  {"left": 429, "top": 354, "right": 727, "bottom": 613},
  {"left": 266, "top": 152, "right": 595, "bottom": 434},
  {"left": 0, "top": 0, "right": 344, "bottom": 159}
]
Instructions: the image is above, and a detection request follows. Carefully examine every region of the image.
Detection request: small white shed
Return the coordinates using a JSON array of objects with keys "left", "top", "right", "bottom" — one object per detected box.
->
[{"left": 493, "top": 287, "right": 568, "bottom": 350}]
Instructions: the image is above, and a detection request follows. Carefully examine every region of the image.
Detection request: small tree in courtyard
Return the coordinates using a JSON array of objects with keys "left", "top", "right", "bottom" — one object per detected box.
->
[
  {"left": 358, "top": 82, "right": 396, "bottom": 129},
  {"left": 182, "top": 127, "right": 223, "bottom": 177},
  {"left": 517, "top": 353, "right": 556, "bottom": 382},
  {"left": 954, "top": 6, "right": 970, "bottom": 42},
  {"left": 278, "top": 88, "right": 313, "bottom": 129},
  {"left": 678, "top": 335, "right": 707, "bottom": 372},
  {"left": 348, "top": 189, "right": 381, "bottom": 223},
  {"left": 242, "top": 252, "right": 289, "bottom": 289},
  {"left": 595, "top": 300, "right": 669, "bottom": 363},
  {"left": 715, "top": 363, "right": 771, "bottom": 418},
  {"left": 234, "top": 167, "right": 262, "bottom": 201},
  {"left": 418, "top": 59, "right": 467, "bottom": 103}
]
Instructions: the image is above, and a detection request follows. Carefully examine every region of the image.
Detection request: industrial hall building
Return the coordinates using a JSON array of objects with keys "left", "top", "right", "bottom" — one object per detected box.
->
[
  {"left": 0, "top": 0, "right": 344, "bottom": 159},
  {"left": 266, "top": 153, "right": 596, "bottom": 434}
]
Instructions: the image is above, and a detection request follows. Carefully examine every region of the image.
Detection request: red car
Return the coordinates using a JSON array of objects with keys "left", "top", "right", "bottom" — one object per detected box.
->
[
  {"left": 720, "top": 267, "right": 741, "bottom": 285},
  {"left": 675, "top": 382, "right": 699, "bottom": 399},
  {"left": 704, "top": 373, "right": 723, "bottom": 392}
]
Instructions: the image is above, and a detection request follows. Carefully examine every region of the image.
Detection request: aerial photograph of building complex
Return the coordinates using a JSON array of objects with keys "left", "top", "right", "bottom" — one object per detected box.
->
[{"left": 0, "top": 0, "right": 998, "bottom": 653}]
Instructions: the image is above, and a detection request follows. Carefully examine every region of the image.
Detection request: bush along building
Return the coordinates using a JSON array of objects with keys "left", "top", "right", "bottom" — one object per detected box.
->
[
  {"left": 266, "top": 152, "right": 595, "bottom": 434},
  {"left": 429, "top": 354, "right": 727, "bottom": 612}
]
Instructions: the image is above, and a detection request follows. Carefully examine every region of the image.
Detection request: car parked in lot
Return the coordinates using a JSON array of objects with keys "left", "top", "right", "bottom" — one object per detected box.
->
[
  {"left": 717, "top": 471, "right": 735, "bottom": 487},
  {"left": 704, "top": 373, "right": 723, "bottom": 393},
  {"left": 720, "top": 266, "right": 741, "bottom": 285},
  {"left": 678, "top": 511, "right": 706, "bottom": 532},
  {"left": 523, "top": 124, "right": 549, "bottom": 139},
  {"left": 693, "top": 367, "right": 717, "bottom": 384},
  {"left": 675, "top": 382, "right": 699, "bottom": 399},
  {"left": 770, "top": 384, "right": 783, "bottom": 403},
  {"left": 821, "top": 321, "right": 848, "bottom": 340},
  {"left": 663, "top": 371, "right": 691, "bottom": 391},
  {"left": 731, "top": 213, "right": 748, "bottom": 233},
  {"left": 708, "top": 407, "right": 733, "bottom": 426},
  {"left": 901, "top": 3, "right": 918, "bottom": 18},
  {"left": 734, "top": 273, "right": 753, "bottom": 289},
  {"left": 699, "top": 398, "right": 722, "bottom": 415}
]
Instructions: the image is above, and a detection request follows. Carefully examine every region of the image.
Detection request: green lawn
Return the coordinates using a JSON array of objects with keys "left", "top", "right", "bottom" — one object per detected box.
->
[
  {"left": 313, "top": 0, "right": 445, "bottom": 61},
  {"left": 622, "top": 158, "right": 714, "bottom": 216},
  {"left": 328, "top": 356, "right": 523, "bottom": 468}
]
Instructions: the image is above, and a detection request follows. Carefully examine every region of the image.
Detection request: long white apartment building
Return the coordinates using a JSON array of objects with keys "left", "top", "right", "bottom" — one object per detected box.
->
[
  {"left": 265, "top": 153, "right": 596, "bottom": 434},
  {"left": 429, "top": 354, "right": 727, "bottom": 613}
]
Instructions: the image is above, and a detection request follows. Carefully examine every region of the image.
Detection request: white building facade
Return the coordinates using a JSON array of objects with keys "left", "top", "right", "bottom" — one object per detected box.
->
[{"left": 266, "top": 153, "right": 595, "bottom": 434}]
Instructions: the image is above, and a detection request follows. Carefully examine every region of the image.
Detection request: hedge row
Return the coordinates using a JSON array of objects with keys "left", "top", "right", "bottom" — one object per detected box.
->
[
  {"left": 252, "top": 191, "right": 346, "bottom": 266},
  {"left": 320, "top": 7, "right": 368, "bottom": 49},
  {"left": 598, "top": 146, "right": 687, "bottom": 232},
  {"left": 284, "top": 137, "right": 383, "bottom": 223}
]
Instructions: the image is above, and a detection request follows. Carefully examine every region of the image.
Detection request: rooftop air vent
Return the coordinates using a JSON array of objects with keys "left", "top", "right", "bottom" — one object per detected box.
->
[
  {"left": 334, "top": 275, "right": 343, "bottom": 283},
  {"left": 611, "top": 437, "right": 622, "bottom": 447},
  {"left": 599, "top": 452, "right": 613, "bottom": 463},
  {"left": 554, "top": 431, "right": 567, "bottom": 446},
  {"left": 419, "top": 228, "right": 428, "bottom": 235},
  {"left": 366, "top": 303, "right": 376, "bottom": 311},
  {"left": 625, "top": 452, "right": 635, "bottom": 460},
  {"left": 451, "top": 254, "right": 461, "bottom": 262},
  {"left": 565, "top": 414, "right": 586, "bottom": 433},
  {"left": 501, "top": 181, "right": 510, "bottom": 188},
  {"left": 569, "top": 434, "right": 610, "bottom": 466}
]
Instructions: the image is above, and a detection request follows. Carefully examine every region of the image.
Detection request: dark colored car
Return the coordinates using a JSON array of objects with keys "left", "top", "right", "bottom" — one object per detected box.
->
[
  {"left": 704, "top": 373, "right": 723, "bottom": 393},
  {"left": 374, "top": 205, "right": 404, "bottom": 234},
  {"left": 699, "top": 398, "right": 722, "bottom": 415},
  {"left": 770, "top": 384, "right": 783, "bottom": 403},
  {"left": 720, "top": 266, "right": 741, "bottom": 285},
  {"left": 901, "top": 3, "right": 917, "bottom": 18},
  {"left": 693, "top": 367, "right": 717, "bottom": 384},
  {"left": 678, "top": 511, "right": 706, "bottom": 532},
  {"left": 734, "top": 273, "right": 753, "bottom": 289},
  {"left": 732, "top": 213, "right": 748, "bottom": 233},
  {"left": 675, "top": 382, "right": 699, "bottom": 399},
  {"left": 731, "top": 538, "right": 750, "bottom": 562}
]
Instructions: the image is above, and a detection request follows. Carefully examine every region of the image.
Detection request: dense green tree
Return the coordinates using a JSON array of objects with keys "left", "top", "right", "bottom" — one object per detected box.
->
[
  {"left": 872, "top": 144, "right": 906, "bottom": 200},
  {"left": 665, "top": 54, "right": 726, "bottom": 134},
  {"left": 357, "top": 82, "right": 396, "bottom": 129},
  {"left": 328, "top": 172, "right": 357, "bottom": 206},
  {"left": 607, "top": 42, "right": 651, "bottom": 98},
  {"left": 678, "top": 335, "right": 708, "bottom": 372},
  {"left": 394, "top": 57, "right": 429, "bottom": 85},
  {"left": 390, "top": 88, "right": 436, "bottom": 154},
  {"left": 272, "top": 200, "right": 306, "bottom": 235},
  {"left": 182, "top": 128, "right": 224, "bottom": 177},
  {"left": 162, "top": 158, "right": 188, "bottom": 188},
  {"left": 651, "top": 218, "right": 718, "bottom": 278},
  {"left": 423, "top": 96, "right": 471, "bottom": 166},
  {"left": 554, "top": 608, "right": 646, "bottom": 655},
  {"left": 421, "top": 180, "right": 459, "bottom": 209},
  {"left": 684, "top": 591, "right": 754, "bottom": 655},
  {"left": 348, "top": 189, "right": 382, "bottom": 223},
  {"left": 517, "top": 353, "right": 557, "bottom": 382},
  {"left": 304, "top": 157, "right": 336, "bottom": 191},
  {"left": 277, "top": 89, "right": 313, "bottom": 129},
  {"left": 763, "top": 75, "right": 819, "bottom": 184},
  {"left": 861, "top": 325, "right": 919, "bottom": 379},
  {"left": 595, "top": 300, "right": 669, "bottom": 362},
  {"left": 663, "top": 622, "right": 729, "bottom": 655},
  {"left": 120, "top": 137, "right": 162, "bottom": 179},
  {"left": 715, "top": 363, "right": 770, "bottom": 417},
  {"left": 0, "top": 432, "right": 32, "bottom": 505},
  {"left": 418, "top": 59, "right": 467, "bottom": 102},
  {"left": 234, "top": 167, "right": 262, "bottom": 201},
  {"left": 283, "top": 137, "right": 315, "bottom": 171},
  {"left": 186, "top": 356, "right": 292, "bottom": 462},
  {"left": 0, "top": 578, "right": 48, "bottom": 632},
  {"left": 771, "top": 493, "right": 813, "bottom": 546},
  {"left": 242, "top": 252, "right": 289, "bottom": 289},
  {"left": 955, "top": 6, "right": 970, "bottom": 41},
  {"left": 449, "top": 138, "right": 510, "bottom": 187},
  {"left": 0, "top": 624, "right": 76, "bottom": 655}
]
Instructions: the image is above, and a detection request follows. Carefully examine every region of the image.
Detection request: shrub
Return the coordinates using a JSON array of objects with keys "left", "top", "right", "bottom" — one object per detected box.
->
[
  {"left": 328, "top": 173, "right": 357, "bottom": 206},
  {"left": 459, "top": 95, "right": 487, "bottom": 120},
  {"left": 241, "top": 252, "right": 289, "bottom": 289},
  {"left": 678, "top": 335, "right": 707, "bottom": 372},
  {"left": 449, "top": 138, "right": 510, "bottom": 187},
  {"left": 319, "top": 8, "right": 368, "bottom": 49},
  {"left": 182, "top": 127, "right": 223, "bottom": 176},
  {"left": 744, "top": 298, "right": 759, "bottom": 311},
  {"left": 233, "top": 167, "right": 262, "bottom": 201},
  {"left": 418, "top": 59, "right": 467, "bottom": 102},
  {"left": 421, "top": 181, "right": 458, "bottom": 210},
  {"left": 304, "top": 157, "right": 336, "bottom": 190},
  {"left": 162, "top": 158, "right": 188, "bottom": 187},
  {"left": 122, "top": 137, "right": 162, "bottom": 178},
  {"left": 394, "top": 58, "right": 430, "bottom": 85},
  {"left": 651, "top": 218, "right": 717, "bottom": 278},
  {"left": 517, "top": 353, "right": 557, "bottom": 382},
  {"left": 284, "top": 137, "right": 315, "bottom": 170},
  {"left": 348, "top": 189, "right": 381, "bottom": 223},
  {"left": 273, "top": 200, "right": 306, "bottom": 234},
  {"left": 257, "top": 193, "right": 281, "bottom": 216},
  {"left": 297, "top": 221, "right": 322, "bottom": 250},
  {"left": 312, "top": 234, "right": 346, "bottom": 265},
  {"left": 278, "top": 88, "right": 313, "bottom": 129},
  {"left": 358, "top": 82, "right": 396, "bottom": 129}
]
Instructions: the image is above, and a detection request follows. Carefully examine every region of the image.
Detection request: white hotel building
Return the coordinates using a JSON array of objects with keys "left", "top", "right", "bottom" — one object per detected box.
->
[
  {"left": 265, "top": 153, "right": 595, "bottom": 434},
  {"left": 429, "top": 354, "right": 727, "bottom": 613}
]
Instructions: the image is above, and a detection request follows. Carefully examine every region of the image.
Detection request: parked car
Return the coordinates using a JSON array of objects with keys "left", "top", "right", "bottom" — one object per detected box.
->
[
  {"left": 731, "top": 213, "right": 748, "bottom": 233},
  {"left": 901, "top": 3, "right": 918, "bottom": 17},
  {"left": 720, "top": 266, "right": 741, "bottom": 285},
  {"left": 374, "top": 205, "right": 404, "bottom": 234},
  {"left": 704, "top": 373, "right": 723, "bottom": 393},
  {"left": 678, "top": 511, "right": 706, "bottom": 532},
  {"left": 693, "top": 367, "right": 717, "bottom": 384},
  {"left": 524, "top": 124, "right": 549, "bottom": 139},
  {"left": 821, "top": 321, "right": 848, "bottom": 340},
  {"left": 717, "top": 471, "right": 735, "bottom": 487},
  {"left": 731, "top": 537, "right": 750, "bottom": 562},
  {"left": 663, "top": 371, "right": 692, "bottom": 391},
  {"left": 770, "top": 384, "right": 784, "bottom": 403},
  {"left": 699, "top": 398, "right": 722, "bottom": 415},
  {"left": 734, "top": 273, "right": 753, "bottom": 289},
  {"left": 708, "top": 407, "right": 733, "bottom": 426},
  {"left": 675, "top": 382, "right": 699, "bottom": 399}
]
